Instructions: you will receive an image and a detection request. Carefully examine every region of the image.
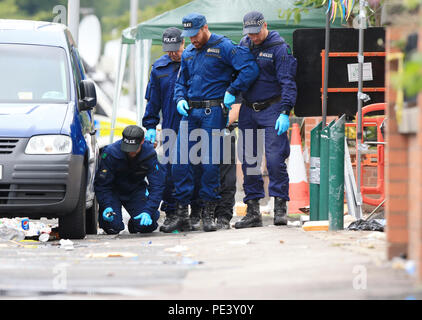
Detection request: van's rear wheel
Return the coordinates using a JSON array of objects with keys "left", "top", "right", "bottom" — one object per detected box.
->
[{"left": 59, "top": 166, "right": 87, "bottom": 239}]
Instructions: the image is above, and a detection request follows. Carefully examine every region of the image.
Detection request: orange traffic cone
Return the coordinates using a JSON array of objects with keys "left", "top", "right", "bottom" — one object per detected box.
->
[{"left": 287, "top": 123, "right": 309, "bottom": 214}]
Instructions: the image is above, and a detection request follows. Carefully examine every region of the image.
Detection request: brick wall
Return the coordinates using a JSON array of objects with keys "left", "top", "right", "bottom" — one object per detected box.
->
[{"left": 385, "top": 26, "right": 422, "bottom": 282}]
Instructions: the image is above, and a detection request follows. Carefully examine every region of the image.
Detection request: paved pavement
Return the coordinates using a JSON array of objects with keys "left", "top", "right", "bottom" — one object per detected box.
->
[{"left": 0, "top": 215, "right": 420, "bottom": 300}]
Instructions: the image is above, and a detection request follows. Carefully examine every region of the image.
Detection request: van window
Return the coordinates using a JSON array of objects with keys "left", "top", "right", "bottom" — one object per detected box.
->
[
  {"left": 0, "top": 44, "right": 70, "bottom": 103},
  {"left": 72, "top": 48, "right": 86, "bottom": 81}
]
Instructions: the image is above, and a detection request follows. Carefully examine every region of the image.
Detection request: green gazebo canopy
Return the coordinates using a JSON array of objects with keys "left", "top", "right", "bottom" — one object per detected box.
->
[{"left": 122, "top": 0, "right": 343, "bottom": 46}]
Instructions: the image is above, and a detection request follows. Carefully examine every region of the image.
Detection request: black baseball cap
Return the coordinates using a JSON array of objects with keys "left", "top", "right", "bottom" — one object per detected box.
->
[
  {"left": 243, "top": 11, "right": 265, "bottom": 35},
  {"left": 162, "top": 27, "right": 183, "bottom": 52},
  {"left": 181, "top": 13, "right": 207, "bottom": 37},
  {"left": 121, "top": 125, "right": 144, "bottom": 153}
]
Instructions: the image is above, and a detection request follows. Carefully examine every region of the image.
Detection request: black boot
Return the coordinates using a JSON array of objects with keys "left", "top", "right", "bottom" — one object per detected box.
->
[
  {"left": 216, "top": 217, "right": 231, "bottom": 230},
  {"left": 274, "top": 197, "right": 288, "bottom": 226},
  {"left": 202, "top": 201, "right": 217, "bottom": 232},
  {"left": 159, "top": 213, "right": 177, "bottom": 232},
  {"left": 215, "top": 205, "right": 233, "bottom": 230},
  {"left": 190, "top": 205, "right": 202, "bottom": 231},
  {"left": 160, "top": 203, "right": 191, "bottom": 233},
  {"left": 234, "top": 199, "right": 262, "bottom": 229}
]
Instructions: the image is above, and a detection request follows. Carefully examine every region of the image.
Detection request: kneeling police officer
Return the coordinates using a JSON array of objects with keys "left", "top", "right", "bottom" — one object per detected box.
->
[{"left": 94, "top": 125, "right": 166, "bottom": 234}]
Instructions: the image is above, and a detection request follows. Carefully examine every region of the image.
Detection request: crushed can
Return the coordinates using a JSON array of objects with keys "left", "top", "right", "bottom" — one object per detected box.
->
[{"left": 21, "top": 218, "right": 30, "bottom": 231}]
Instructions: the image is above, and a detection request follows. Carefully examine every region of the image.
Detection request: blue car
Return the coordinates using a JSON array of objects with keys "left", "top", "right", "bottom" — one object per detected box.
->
[{"left": 0, "top": 20, "right": 99, "bottom": 239}]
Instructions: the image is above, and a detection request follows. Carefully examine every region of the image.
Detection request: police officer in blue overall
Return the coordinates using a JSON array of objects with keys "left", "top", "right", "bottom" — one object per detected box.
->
[
  {"left": 171, "top": 13, "right": 259, "bottom": 232},
  {"left": 143, "top": 27, "right": 203, "bottom": 232},
  {"left": 94, "top": 125, "right": 165, "bottom": 234},
  {"left": 235, "top": 11, "right": 297, "bottom": 229}
]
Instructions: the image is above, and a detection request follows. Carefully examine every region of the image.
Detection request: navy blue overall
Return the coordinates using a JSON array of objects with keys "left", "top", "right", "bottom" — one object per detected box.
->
[
  {"left": 143, "top": 54, "right": 182, "bottom": 217},
  {"left": 172, "top": 33, "right": 259, "bottom": 205},
  {"left": 238, "top": 31, "right": 297, "bottom": 202},
  {"left": 94, "top": 140, "right": 165, "bottom": 234}
]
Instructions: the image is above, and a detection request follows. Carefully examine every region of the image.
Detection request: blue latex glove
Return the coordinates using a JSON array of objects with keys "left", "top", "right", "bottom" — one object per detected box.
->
[
  {"left": 145, "top": 129, "right": 156, "bottom": 143},
  {"left": 275, "top": 114, "right": 290, "bottom": 135},
  {"left": 223, "top": 91, "right": 235, "bottom": 110},
  {"left": 177, "top": 99, "right": 189, "bottom": 117},
  {"left": 134, "top": 212, "right": 152, "bottom": 226},
  {"left": 102, "top": 207, "right": 115, "bottom": 222}
]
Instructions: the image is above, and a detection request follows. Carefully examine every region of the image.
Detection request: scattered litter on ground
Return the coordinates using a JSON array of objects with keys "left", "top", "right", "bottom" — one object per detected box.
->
[
  {"left": 59, "top": 239, "right": 74, "bottom": 251},
  {"left": 0, "top": 225, "right": 25, "bottom": 241},
  {"left": 0, "top": 218, "right": 56, "bottom": 242},
  {"left": 299, "top": 206, "right": 310, "bottom": 214},
  {"left": 22, "top": 244, "right": 39, "bottom": 249},
  {"left": 344, "top": 215, "right": 357, "bottom": 228},
  {"left": 347, "top": 219, "right": 384, "bottom": 232},
  {"left": 38, "top": 233, "right": 50, "bottom": 243},
  {"left": 374, "top": 219, "right": 386, "bottom": 227},
  {"left": 300, "top": 215, "right": 310, "bottom": 225},
  {"left": 391, "top": 257, "right": 415, "bottom": 275},
  {"left": 365, "top": 232, "right": 386, "bottom": 241},
  {"left": 287, "top": 221, "right": 302, "bottom": 227},
  {"left": 180, "top": 257, "right": 203, "bottom": 265},
  {"left": 260, "top": 203, "right": 273, "bottom": 215},
  {"left": 363, "top": 243, "right": 375, "bottom": 249},
  {"left": 392, "top": 257, "right": 406, "bottom": 270},
  {"left": 164, "top": 245, "right": 188, "bottom": 253},
  {"left": 302, "top": 220, "right": 329, "bottom": 231},
  {"left": 235, "top": 202, "right": 247, "bottom": 216},
  {"left": 86, "top": 252, "right": 138, "bottom": 258},
  {"left": 288, "top": 221, "right": 301, "bottom": 227},
  {"left": 405, "top": 260, "right": 416, "bottom": 275},
  {"left": 2, "top": 239, "right": 40, "bottom": 248},
  {"left": 330, "top": 242, "right": 348, "bottom": 247},
  {"left": 228, "top": 238, "right": 251, "bottom": 245},
  {"left": 49, "top": 228, "right": 60, "bottom": 241}
]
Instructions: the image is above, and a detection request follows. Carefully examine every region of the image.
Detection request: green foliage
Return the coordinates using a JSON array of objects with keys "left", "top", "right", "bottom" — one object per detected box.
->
[
  {"left": 279, "top": 0, "right": 321, "bottom": 25},
  {"left": 391, "top": 53, "right": 422, "bottom": 97},
  {"left": 390, "top": 0, "right": 422, "bottom": 97},
  {"left": 280, "top": 0, "right": 384, "bottom": 26},
  {"left": 404, "top": 0, "right": 422, "bottom": 10},
  {"left": 0, "top": 0, "right": 20, "bottom": 18},
  {"left": 101, "top": 0, "right": 192, "bottom": 44}
]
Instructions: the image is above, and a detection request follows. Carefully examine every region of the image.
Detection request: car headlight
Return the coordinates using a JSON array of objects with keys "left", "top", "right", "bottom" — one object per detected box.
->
[{"left": 25, "top": 135, "right": 72, "bottom": 154}]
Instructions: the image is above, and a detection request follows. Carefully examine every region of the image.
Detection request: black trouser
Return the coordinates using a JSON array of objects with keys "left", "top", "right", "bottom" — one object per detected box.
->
[
  {"left": 190, "top": 126, "right": 237, "bottom": 221},
  {"left": 215, "top": 126, "right": 237, "bottom": 222}
]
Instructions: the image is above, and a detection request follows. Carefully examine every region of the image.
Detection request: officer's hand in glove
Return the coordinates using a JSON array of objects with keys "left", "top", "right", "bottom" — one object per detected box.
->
[
  {"left": 177, "top": 100, "right": 189, "bottom": 117},
  {"left": 134, "top": 212, "right": 152, "bottom": 226},
  {"left": 275, "top": 114, "right": 290, "bottom": 135},
  {"left": 102, "top": 207, "right": 115, "bottom": 222},
  {"left": 145, "top": 129, "right": 156, "bottom": 144},
  {"left": 224, "top": 91, "right": 235, "bottom": 110}
]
